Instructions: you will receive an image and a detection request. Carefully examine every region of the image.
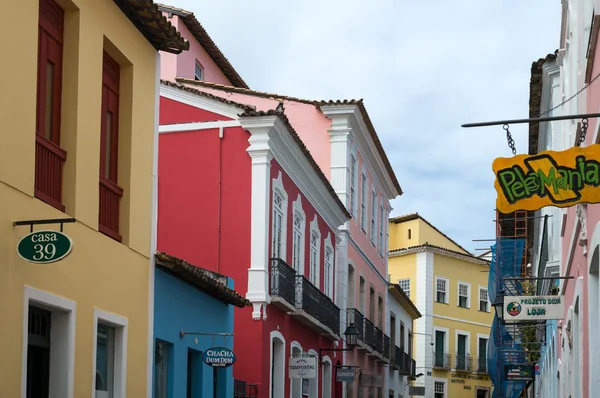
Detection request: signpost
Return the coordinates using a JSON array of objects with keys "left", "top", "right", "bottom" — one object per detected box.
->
[
  {"left": 202, "top": 347, "right": 236, "bottom": 368},
  {"left": 492, "top": 144, "right": 600, "bottom": 213},
  {"left": 289, "top": 357, "right": 317, "bottom": 379},
  {"left": 17, "top": 230, "right": 73, "bottom": 264},
  {"left": 503, "top": 295, "right": 564, "bottom": 322},
  {"left": 504, "top": 365, "right": 534, "bottom": 381},
  {"left": 335, "top": 367, "right": 355, "bottom": 383}
]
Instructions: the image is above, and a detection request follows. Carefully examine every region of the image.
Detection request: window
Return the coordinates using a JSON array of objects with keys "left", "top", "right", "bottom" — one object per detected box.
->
[
  {"left": 370, "top": 191, "right": 377, "bottom": 245},
  {"left": 379, "top": 205, "right": 385, "bottom": 255},
  {"left": 35, "top": 0, "right": 66, "bottom": 211},
  {"left": 390, "top": 314, "right": 396, "bottom": 360},
  {"left": 272, "top": 191, "right": 284, "bottom": 259},
  {"left": 434, "top": 331, "right": 446, "bottom": 367},
  {"left": 479, "top": 287, "right": 490, "bottom": 312},
  {"left": 408, "top": 229, "right": 412, "bottom": 240},
  {"left": 436, "top": 277, "right": 448, "bottom": 303},
  {"left": 399, "top": 321, "right": 405, "bottom": 350},
  {"left": 324, "top": 245, "right": 334, "bottom": 298},
  {"left": 398, "top": 279, "right": 410, "bottom": 297},
  {"left": 359, "top": 277, "right": 366, "bottom": 313},
  {"left": 369, "top": 287, "right": 375, "bottom": 320},
  {"left": 378, "top": 296, "right": 383, "bottom": 328},
  {"left": 349, "top": 155, "right": 357, "bottom": 216},
  {"left": 361, "top": 172, "right": 367, "bottom": 231},
  {"left": 478, "top": 337, "right": 488, "bottom": 372},
  {"left": 155, "top": 340, "right": 170, "bottom": 398},
  {"left": 434, "top": 381, "right": 445, "bottom": 398},
  {"left": 408, "top": 332, "right": 413, "bottom": 357},
  {"left": 310, "top": 230, "right": 320, "bottom": 286},
  {"left": 456, "top": 334, "right": 468, "bottom": 370},
  {"left": 458, "top": 282, "right": 469, "bottom": 308},
  {"left": 194, "top": 60, "right": 203, "bottom": 80},
  {"left": 99, "top": 52, "right": 123, "bottom": 241},
  {"left": 96, "top": 323, "right": 115, "bottom": 397},
  {"left": 292, "top": 212, "right": 304, "bottom": 273}
]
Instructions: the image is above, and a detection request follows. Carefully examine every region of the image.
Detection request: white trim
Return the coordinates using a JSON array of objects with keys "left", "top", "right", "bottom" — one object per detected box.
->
[
  {"left": 360, "top": 168, "right": 368, "bottom": 232},
  {"left": 22, "top": 286, "right": 76, "bottom": 398},
  {"left": 160, "top": 84, "right": 242, "bottom": 119},
  {"left": 433, "top": 326, "right": 450, "bottom": 355},
  {"left": 370, "top": 189, "right": 377, "bottom": 246},
  {"left": 290, "top": 341, "right": 303, "bottom": 398},
  {"left": 269, "top": 331, "right": 286, "bottom": 398},
  {"left": 457, "top": 281, "right": 470, "bottom": 309},
  {"left": 476, "top": 333, "right": 490, "bottom": 366},
  {"left": 432, "top": 377, "right": 448, "bottom": 398},
  {"left": 562, "top": 216, "right": 581, "bottom": 294},
  {"left": 309, "top": 215, "right": 321, "bottom": 288},
  {"left": 321, "top": 356, "right": 332, "bottom": 398},
  {"left": 292, "top": 194, "right": 306, "bottom": 275},
  {"left": 272, "top": 171, "right": 289, "bottom": 261},
  {"left": 92, "top": 309, "right": 129, "bottom": 398},
  {"left": 159, "top": 119, "right": 240, "bottom": 133},
  {"left": 478, "top": 286, "right": 490, "bottom": 313},
  {"left": 307, "top": 349, "right": 319, "bottom": 398},
  {"left": 348, "top": 150, "right": 358, "bottom": 218},
  {"left": 435, "top": 276, "right": 449, "bottom": 304},
  {"left": 432, "top": 314, "right": 493, "bottom": 328},
  {"left": 324, "top": 233, "right": 335, "bottom": 299},
  {"left": 346, "top": 235, "right": 388, "bottom": 284},
  {"left": 588, "top": 221, "right": 600, "bottom": 272},
  {"left": 455, "top": 329, "right": 471, "bottom": 356}
]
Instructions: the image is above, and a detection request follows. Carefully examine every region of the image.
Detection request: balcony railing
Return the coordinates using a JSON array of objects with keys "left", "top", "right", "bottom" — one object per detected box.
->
[
  {"left": 374, "top": 327, "right": 383, "bottom": 354},
  {"left": 477, "top": 356, "right": 488, "bottom": 373},
  {"left": 456, "top": 353, "right": 473, "bottom": 371},
  {"left": 295, "top": 275, "right": 340, "bottom": 336},
  {"left": 346, "top": 308, "right": 364, "bottom": 342},
  {"left": 234, "top": 380, "right": 258, "bottom": 398},
  {"left": 99, "top": 175, "right": 123, "bottom": 242},
  {"left": 382, "top": 334, "right": 390, "bottom": 359},
  {"left": 434, "top": 353, "right": 451, "bottom": 369},
  {"left": 393, "top": 345, "right": 401, "bottom": 369},
  {"left": 35, "top": 135, "right": 66, "bottom": 211},
  {"left": 270, "top": 258, "right": 296, "bottom": 306},
  {"left": 363, "top": 318, "right": 377, "bottom": 349},
  {"left": 400, "top": 351, "right": 413, "bottom": 375}
]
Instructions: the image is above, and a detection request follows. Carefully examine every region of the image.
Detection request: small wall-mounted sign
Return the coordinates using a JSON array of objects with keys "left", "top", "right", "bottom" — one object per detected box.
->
[
  {"left": 202, "top": 347, "right": 236, "bottom": 368},
  {"left": 289, "top": 357, "right": 317, "bottom": 379},
  {"left": 503, "top": 295, "right": 564, "bottom": 322},
  {"left": 359, "top": 374, "right": 382, "bottom": 388},
  {"left": 335, "top": 367, "right": 355, "bottom": 382},
  {"left": 17, "top": 230, "right": 73, "bottom": 264},
  {"left": 408, "top": 386, "right": 425, "bottom": 396},
  {"left": 492, "top": 145, "right": 600, "bottom": 213},
  {"left": 505, "top": 365, "right": 534, "bottom": 381}
]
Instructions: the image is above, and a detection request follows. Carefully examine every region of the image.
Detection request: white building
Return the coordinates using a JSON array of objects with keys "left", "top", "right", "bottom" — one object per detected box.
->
[{"left": 386, "top": 283, "right": 421, "bottom": 398}]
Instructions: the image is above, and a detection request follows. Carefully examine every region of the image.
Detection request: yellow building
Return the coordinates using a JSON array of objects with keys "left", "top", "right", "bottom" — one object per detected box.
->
[
  {"left": 388, "top": 213, "right": 493, "bottom": 398},
  {"left": 0, "top": 1, "right": 187, "bottom": 398}
]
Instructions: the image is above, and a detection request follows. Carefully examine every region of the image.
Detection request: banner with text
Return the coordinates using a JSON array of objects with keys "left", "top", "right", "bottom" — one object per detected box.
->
[
  {"left": 503, "top": 295, "right": 564, "bottom": 322},
  {"left": 492, "top": 144, "right": 600, "bottom": 213}
]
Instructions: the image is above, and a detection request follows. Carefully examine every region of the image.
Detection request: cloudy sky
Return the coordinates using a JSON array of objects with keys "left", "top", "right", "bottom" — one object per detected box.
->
[{"left": 173, "top": 0, "right": 561, "bottom": 253}]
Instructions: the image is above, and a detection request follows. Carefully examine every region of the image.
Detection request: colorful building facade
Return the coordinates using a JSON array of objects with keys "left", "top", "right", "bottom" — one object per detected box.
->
[
  {"left": 388, "top": 214, "right": 493, "bottom": 398},
  {"left": 0, "top": 1, "right": 187, "bottom": 398}
]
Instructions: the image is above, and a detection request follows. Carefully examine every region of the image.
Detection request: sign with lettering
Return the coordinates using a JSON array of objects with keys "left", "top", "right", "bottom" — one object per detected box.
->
[
  {"left": 359, "top": 374, "right": 383, "bottom": 388},
  {"left": 17, "top": 230, "right": 73, "bottom": 264},
  {"left": 289, "top": 357, "right": 316, "bottom": 379},
  {"left": 202, "top": 347, "right": 236, "bottom": 368},
  {"left": 492, "top": 145, "right": 600, "bottom": 213},
  {"left": 408, "top": 386, "right": 425, "bottom": 396},
  {"left": 503, "top": 296, "right": 564, "bottom": 322},
  {"left": 335, "top": 368, "right": 355, "bottom": 382},
  {"left": 504, "top": 365, "right": 534, "bottom": 381}
]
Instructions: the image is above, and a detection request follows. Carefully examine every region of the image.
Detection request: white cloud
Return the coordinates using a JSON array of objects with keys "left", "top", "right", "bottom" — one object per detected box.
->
[{"left": 170, "top": 0, "right": 561, "bottom": 252}]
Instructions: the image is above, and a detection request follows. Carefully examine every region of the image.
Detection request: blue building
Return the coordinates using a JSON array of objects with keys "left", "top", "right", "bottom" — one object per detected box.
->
[{"left": 153, "top": 252, "right": 249, "bottom": 398}]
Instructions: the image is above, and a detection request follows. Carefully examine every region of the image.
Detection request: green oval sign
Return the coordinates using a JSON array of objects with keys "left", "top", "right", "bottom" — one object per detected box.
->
[{"left": 17, "top": 230, "right": 73, "bottom": 264}]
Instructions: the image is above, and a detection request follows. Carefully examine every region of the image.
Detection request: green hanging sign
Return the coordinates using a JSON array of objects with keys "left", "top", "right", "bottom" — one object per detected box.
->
[{"left": 17, "top": 230, "right": 73, "bottom": 264}]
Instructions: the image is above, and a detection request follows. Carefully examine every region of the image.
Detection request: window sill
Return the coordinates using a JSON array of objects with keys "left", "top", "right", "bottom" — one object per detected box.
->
[
  {"left": 435, "top": 301, "right": 449, "bottom": 305},
  {"left": 458, "top": 306, "right": 470, "bottom": 309},
  {"left": 478, "top": 310, "right": 491, "bottom": 313}
]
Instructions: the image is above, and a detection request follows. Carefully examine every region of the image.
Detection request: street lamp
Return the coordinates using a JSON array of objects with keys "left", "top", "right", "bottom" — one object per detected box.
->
[
  {"left": 492, "top": 290, "right": 505, "bottom": 320},
  {"left": 319, "top": 323, "right": 360, "bottom": 364}
]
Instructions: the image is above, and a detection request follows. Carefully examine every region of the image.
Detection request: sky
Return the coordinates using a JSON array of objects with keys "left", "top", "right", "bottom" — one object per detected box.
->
[{"left": 173, "top": 0, "right": 561, "bottom": 253}]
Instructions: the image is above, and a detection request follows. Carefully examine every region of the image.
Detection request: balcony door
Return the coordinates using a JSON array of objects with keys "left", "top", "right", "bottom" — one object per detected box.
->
[
  {"left": 457, "top": 334, "right": 467, "bottom": 370},
  {"left": 435, "top": 331, "right": 445, "bottom": 367}
]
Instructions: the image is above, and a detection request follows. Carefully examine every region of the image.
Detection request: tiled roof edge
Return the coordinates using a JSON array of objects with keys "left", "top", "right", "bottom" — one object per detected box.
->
[{"left": 388, "top": 243, "right": 489, "bottom": 265}]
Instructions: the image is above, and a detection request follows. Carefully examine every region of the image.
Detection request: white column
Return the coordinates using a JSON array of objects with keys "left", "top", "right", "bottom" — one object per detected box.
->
[{"left": 415, "top": 251, "right": 434, "bottom": 397}]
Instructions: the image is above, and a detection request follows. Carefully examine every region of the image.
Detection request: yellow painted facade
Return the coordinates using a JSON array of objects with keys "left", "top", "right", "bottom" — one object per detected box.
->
[
  {"left": 0, "top": 1, "right": 186, "bottom": 397},
  {"left": 388, "top": 216, "right": 493, "bottom": 398},
  {"left": 389, "top": 214, "right": 468, "bottom": 254}
]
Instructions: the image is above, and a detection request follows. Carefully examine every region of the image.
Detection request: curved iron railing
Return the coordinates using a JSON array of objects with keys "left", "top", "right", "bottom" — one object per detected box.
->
[
  {"left": 295, "top": 275, "right": 340, "bottom": 335},
  {"left": 270, "top": 258, "right": 297, "bottom": 305}
]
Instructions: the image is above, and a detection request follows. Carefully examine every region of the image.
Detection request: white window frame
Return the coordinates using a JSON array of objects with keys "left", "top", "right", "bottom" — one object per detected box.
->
[
  {"left": 272, "top": 172, "right": 288, "bottom": 261},
  {"left": 432, "top": 378, "right": 447, "bottom": 398},
  {"left": 398, "top": 279, "right": 410, "bottom": 297},
  {"left": 349, "top": 153, "right": 358, "bottom": 217},
  {"left": 435, "top": 276, "right": 449, "bottom": 304},
  {"left": 370, "top": 190, "right": 377, "bottom": 245},
  {"left": 455, "top": 329, "right": 471, "bottom": 359},
  {"left": 478, "top": 286, "right": 490, "bottom": 312},
  {"left": 433, "top": 326, "right": 449, "bottom": 368},
  {"left": 321, "top": 356, "right": 332, "bottom": 398},
  {"left": 324, "top": 233, "right": 334, "bottom": 298},
  {"left": 309, "top": 215, "right": 321, "bottom": 288},
  {"left": 22, "top": 286, "right": 76, "bottom": 398},
  {"left": 291, "top": 194, "right": 306, "bottom": 275},
  {"left": 360, "top": 169, "right": 368, "bottom": 232},
  {"left": 92, "top": 309, "right": 128, "bottom": 398},
  {"left": 194, "top": 60, "right": 203, "bottom": 80},
  {"left": 378, "top": 204, "right": 385, "bottom": 256},
  {"left": 457, "top": 281, "right": 470, "bottom": 309},
  {"left": 476, "top": 333, "right": 490, "bottom": 372},
  {"left": 290, "top": 341, "right": 303, "bottom": 398}
]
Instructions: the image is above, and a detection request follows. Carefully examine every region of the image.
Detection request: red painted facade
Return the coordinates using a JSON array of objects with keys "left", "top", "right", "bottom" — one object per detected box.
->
[{"left": 158, "top": 93, "right": 341, "bottom": 398}]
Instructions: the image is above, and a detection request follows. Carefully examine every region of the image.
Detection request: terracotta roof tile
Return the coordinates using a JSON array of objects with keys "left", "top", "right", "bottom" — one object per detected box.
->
[
  {"left": 160, "top": 80, "right": 256, "bottom": 111},
  {"left": 157, "top": 3, "right": 248, "bottom": 88},
  {"left": 388, "top": 283, "right": 422, "bottom": 319},
  {"left": 389, "top": 242, "right": 488, "bottom": 264},
  {"left": 175, "top": 78, "right": 402, "bottom": 194},
  {"left": 113, "top": 0, "right": 189, "bottom": 54},
  {"left": 155, "top": 252, "right": 250, "bottom": 308}
]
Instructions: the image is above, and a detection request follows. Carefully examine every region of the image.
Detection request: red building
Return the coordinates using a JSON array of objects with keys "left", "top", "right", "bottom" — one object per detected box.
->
[{"left": 157, "top": 81, "right": 351, "bottom": 398}]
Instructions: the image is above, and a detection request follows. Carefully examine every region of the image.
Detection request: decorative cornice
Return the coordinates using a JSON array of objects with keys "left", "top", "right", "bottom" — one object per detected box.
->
[{"left": 388, "top": 243, "right": 489, "bottom": 266}]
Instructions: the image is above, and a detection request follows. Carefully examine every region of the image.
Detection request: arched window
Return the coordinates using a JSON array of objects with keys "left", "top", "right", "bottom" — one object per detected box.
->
[
  {"left": 310, "top": 231, "right": 319, "bottom": 286},
  {"left": 272, "top": 192, "right": 284, "bottom": 259},
  {"left": 291, "top": 195, "right": 306, "bottom": 274},
  {"left": 324, "top": 233, "right": 334, "bottom": 299}
]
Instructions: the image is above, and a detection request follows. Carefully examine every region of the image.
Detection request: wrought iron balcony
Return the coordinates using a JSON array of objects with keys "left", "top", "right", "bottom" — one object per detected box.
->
[
  {"left": 234, "top": 379, "right": 258, "bottom": 398},
  {"left": 363, "top": 318, "right": 377, "bottom": 350},
  {"left": 456, "top": 353, "right": 473, "bottom": 371},
  {"left": 399, "top": 351, "right": 413, "bottom": 375},
  {"left": 346, "top": 308, "right": 365, "bottom": 342},
  {"left": 382, "top": 334, "right": 391, "bottom": 359},
  {"left": 294, "top": 275, "right": 340, "bottom": 337},
  {"left": 477, "top": 356, "right": 488, "bottom": 373},
  {"left": 392, "top": 345, "right": 401, "bottom": 369},
  {"left": 374, "top": 327, "right": 383, "bottom": 353},
  {"left": 434, "top": 353, "right": 451, "bottom": 369},
  {"left": 270, "top": 258, "right": 297, "bottom": 309}
]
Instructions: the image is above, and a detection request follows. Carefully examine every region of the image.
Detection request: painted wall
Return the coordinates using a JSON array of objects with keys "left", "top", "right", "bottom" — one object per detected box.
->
[
  {"left": 159, "top": 14, "right": 233, "bottom": 86},
  {"left": 389, "top": 218, "right": 466, "bottom": 253},
  {"left": 154, "top": 268, "right": 234, "bottom": 398},
  {"left": 0, "top": 0, "right": 158, "bottom": 397},
  {"left": 388, "top": 255, "right": 418, "bottom": 303},
  {"left": 385, "top": 293, "right": 415, "bottom": 398}
]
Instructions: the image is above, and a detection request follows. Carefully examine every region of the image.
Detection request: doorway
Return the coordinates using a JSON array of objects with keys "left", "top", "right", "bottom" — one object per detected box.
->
[
  {"left": 27, "top": 306, "right": 51, "bottom": 398},
  {"left": 476, "top": 388, "right": 489, "bottom": 398}
]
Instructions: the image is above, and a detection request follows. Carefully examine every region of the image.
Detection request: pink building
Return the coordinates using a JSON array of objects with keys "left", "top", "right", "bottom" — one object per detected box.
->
[{"left": 157, "top": 4, "right": 402, "bottom": 398}]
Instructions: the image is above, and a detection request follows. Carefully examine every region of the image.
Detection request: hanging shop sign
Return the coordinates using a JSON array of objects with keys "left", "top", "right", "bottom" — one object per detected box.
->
[
  {"left": 503, "top": 295, "right": 564, "bottom": 322},
  {"left": 359, "top": 374, "right": 383, "bottom": 388},
  {"left": 504, "top": 365, "right": 534, "bottom": 381},
  {"left": 202, "top": 347, "right": 236, "bottom": 368},
  {"left": 492, "top": 144, "right": 600, "bottom": 213},
  {"left": 289, "top": 357, "right": 317, "bottom": 379},
  {"left": 335, "top": 367, "right": 355, "bottom": 382},
  {"left": 408, "top": 386, "right": 425, "bottom": 396},
  {"left": 17, "top": 230, "right": 73, "bottom": 264}
]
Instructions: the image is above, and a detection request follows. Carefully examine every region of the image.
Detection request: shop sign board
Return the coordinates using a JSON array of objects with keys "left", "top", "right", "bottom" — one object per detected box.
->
[
  {"left": 202, "top": 347, "right": 236, "bottom": 368},
  {"left": 408, "top": 386, "right": 425, "bottom": 396},
  {"left": 503, "top": 296, "right": 564, "bottom": 322},
  {"left": 504, "top": 365, "right": 534, "bottom": 381},
  {"left": 289, "top": 357, "right": 317, "bottom": 379},
  {"left": 359, "top": 374, "right": 382, "bottom": 388},
  {"left": 492, "top": 144, "right": 600, "bottom": 213},
  {"left": 17, "top": 230, "right": 73, "bottom": 264},
  {"left": 335, "top": 368, "right": 355, "bottom": 382}
]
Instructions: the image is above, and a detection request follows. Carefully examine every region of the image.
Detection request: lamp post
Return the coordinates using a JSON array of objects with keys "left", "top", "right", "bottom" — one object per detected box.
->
[{"left": 318, "top": 323, "right": 360, "bottom": 364}]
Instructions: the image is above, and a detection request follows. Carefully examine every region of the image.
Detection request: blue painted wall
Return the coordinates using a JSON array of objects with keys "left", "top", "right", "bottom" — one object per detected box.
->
[{"left": 153, "top": 267, "right": 235, "bottom": 398}]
